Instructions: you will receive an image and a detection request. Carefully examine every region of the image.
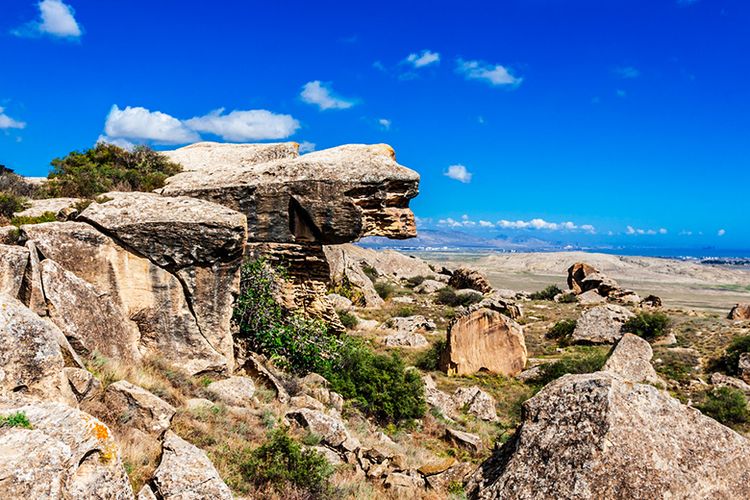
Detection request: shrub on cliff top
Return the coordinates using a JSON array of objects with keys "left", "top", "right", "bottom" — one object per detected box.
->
[{"left": 46, "top": 143, "right": 182, "bottom": 198}]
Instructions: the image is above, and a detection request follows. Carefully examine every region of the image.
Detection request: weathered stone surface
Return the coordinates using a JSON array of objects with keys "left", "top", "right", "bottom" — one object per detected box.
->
[
  {"left": 422, "top": 375, "right": 457, "bottom": 421},
  {"left": 739, "top": 353, "right": 750, "bottom": 384},
  {"left": 729, "top": 303, "right": 750, "bottom": 320},
  {"left": 41, "top": 259, "right": 142, "bottom": 363},
  {"left": 241, "top": 354, "right": 290, "bottom": 403},
  {"left": 64, "top": 367, "right": 102, "bottom": 403},
  {"left": 414, "top": 279, "right": 444, "bottom": 294},
  {"left": 445, "top": 428, "right": 482, "bottom": 454},
  {"left": 207, "top": 376, "right": 255, "bottom": 407},
  {"left": 0, "top": 244, "right": 28, "bottom": 297},
  {"left": 567, "top": 262, "right": 598, "bottom": 294},
  {"left": 0, "top": 398, "right": 134, "bottom": 499},
  {"left": 162, "top": 141, "right": 299, "bottom": 171},
  {"left": 710, "top": 372, "right": 750, "bottom": 394},
  {"left": 19, "top": 240, "right": 47, "bottom": 315},
  {"left": 471, "top": 293, "right": 523, "bottom": 320},
  {"left": 0, "top": 225, "right": 19, "bottom": 244},
  {"left": 13, "top": 197, "right": 80, "bottom": 218},
  {"left": 440, "top": 308, "right": 527, "bottom": 377},
  {"left": 152, "top": 430, "right": 232, "bottom": 500},
  {"left": 23, "top": 222, "right": 226, "bottom": 374},
  {"left": 425, "top": 461, "right": 475, "bottom": 492},
  {"left": 0, "top": 294, "right": 75, "bottom": 405},
  {"left": 383, "top": 331, "right": 429, "bottom": 348},
  {"left": 104, "top": 381, "right": 175, "bottom": 437},
  {"left": 286, "top": 408, "right": 359, "bottom": 450},
  {"left": 577, "top": 289, "right": 606, "bottom": 305},
  {"left": 137, "top": 485, "right": 158, "bottom": 500},
  {"left": 324, "top": 244, "right": 384, "bottom": 308},
  {"left": 381, "top": 315, "right": 436, "bottom": 335},
  {"left": 467, "top": 371, "right": 750, "bottom": 499},
  {"left": 448, "top": 267, "right": 493, "bottom": 294},
  {"left": 609, "top": 288, "right": 641, "bottom": 305},
  {"left": 641, "top": 294, "right": 663, "bottom": 308},
  {"left": 418, "top": 457, "right": 456, "bottom": 476},
  {"left": 452, "top": 386, "right": 498, "bottom": 421},
  {"left": 160, "top": 143, "right": 419, "bottom": 243},
  {"left": 571, "top": 304, "right": 634, "bottom": 344},
  {"left": 327, "top": 292, "right": 353, "bottom": 311},
  {"left": 603, "top": 333, "right": 662, "bottom": 385},
  {"left": 383, "top": 471, "right": 426, "bottom": 493}
]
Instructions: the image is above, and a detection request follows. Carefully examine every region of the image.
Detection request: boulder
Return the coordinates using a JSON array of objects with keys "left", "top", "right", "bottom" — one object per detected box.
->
[
  {"left": 422, "top": 375, "right": 458, "bottom": 421},
  {"left": 137, "top": 485, "right": 158, "bottom": 500},
  {"left": 19, "top": 240, "right": 46, "bottom": 315},
  {"left": 445, "top": 428, "right": 482, "bottom": 454},
  {"left": 467, "top": 371, "right": 750, "bottom": 499},
  {"left": 566, "top": 262, "right": 599, "bottom": 294},
  {"left": 739, "top": 353, "right": 750, "bottom": 384},
  {"left": 414, "top": 279, "right": 444, "bottom": 294},
  {"left": 241, "top": 353, "right": 290, "bottom": 403},
  {"left": 324, "top": 243, "right": 433, "bottom": 281},
  {"left": 383, "top": 332, "right": 429, "bottom": 348},
  {"left": 609, "top": 288, "right": 641, "bottom": 305},
  {"left": 710, "top": 373, "right": 750, "bottom": 395},
  {"left": 0, "top": 244, "right": 28, "bottom": 297},
  {"left": 425, "top": 461, "right": 475, "bottom": 492},
  {"left": 381, "top": 315, "right": 436, "bottom": 335},
  {"left": 0, "top": 398, "right": 133, "bottom": 499},
  {"left": 383, "top": 471, "right": 426, "bottom": 494},
  {"left": 577, "top": 289, "right": 606, "bottom": 305},
  {"left": 286, "top": 408, "right": 359, "bottom": 450},
  {"left": 641, "top": 294, "right": 663, "bottom": 308},
  {"left": 729, "top": 303, "right": 750, "bottom": 321},
  {"left": 448, "top": 267, "right": 493, "bottom": 294},
  {"left": 206, "top": 376, "right": 255, "bottom": 407},
  {"left": 104, "top": 381, "right": 175, "bottom": 437},
  {"left": 40, "top": 259, "right": 142, "bottom": 363},
  {"left": 23, "top": 222, "right": 227, "bottom": 374},
  {"left": 13, "top": 197, "right": 80, "bottom": 218},
  {"left": 452, "top": 386, "right": 498, "bottom": 421},
  {"left": 571, "top": 304, "right": 634, "bottom": 344},
  {"left": 440, "top": 308, "right": 527, "bottom": 377},
  {"left": 418, "top": 457, "right": 456, "bottom": 476},
  {"left": 64, "top": 367, "right": 101, "bottom": 403},
  {"left": 0, "top": 294, "right": 75, "bottom": 405},
  {"left": 152, "top": 430, "right": 232, "bottom": 500},
  {"left": 324, "top": 244, "right": 384, "bottom": 308},
  {"left": 603, "top": 333, "right": 662, "bottom": 385},
  {"left": 327, "top": 292, "right": 353, "bottom": 311},
  {"left": 472, "top": 293, "right": 523, "bottom": 320}
]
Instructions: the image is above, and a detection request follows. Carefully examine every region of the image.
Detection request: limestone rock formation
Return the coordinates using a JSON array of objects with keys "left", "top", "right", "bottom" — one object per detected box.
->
[
  {"left": 467, "top": 371, "right": 750, "bottom": 499},
  {"left": 104, "top": 381, "right": 175, "bottom": 437},
  {"left": 287, "top": 408, "right": 360, "bottom": 451},
  {"left": 0, "top": 398, "right": 133, "bottom": 499},
  {"left": 603, "top": 333, "right": 662, "bottom": 385},
  {"left": 414, "top": 279, "right": 445, "bottom": 294},
  {"left": 152, "top": 430, "right": 232, "bottom": 500},
  {"left": 206, "top": 376, "right": 255, "bottom": 407},
  {"left": 0, "top": 244, "right": 28, "bottom": 297},
  {"left": 452, "top": 386, "right": 498, "bottom": 422},
  {"left": 440, "top": 308, "right": 526, "bottom": 376},
  {"left": 324, "top": 244, "right": 384, "bottom": 308},
  {"left": 445, "top": 428, "right": 482, "bottom": 454},
  {"left": 566, "top": 262, "right": 599, "bottom": 294},
  {"left": 13, "top": 197, "right": 80, "bottom": 218},
  {"left": 571, "top": 304, "right": 634, "bottom": 344},
  {"left": 739, "top": 353, "right": 750, "bottom": 383},
  {"left": 448, "top": 267, "right": 493, "bottom": 294},
  {"left": 729, "top": 303, "right": 750, "bottom": 320}
]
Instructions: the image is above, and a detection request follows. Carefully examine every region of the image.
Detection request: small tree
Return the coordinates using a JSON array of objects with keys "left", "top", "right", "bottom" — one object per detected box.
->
[
  {"left": 530, "top": 285, "right": 563, "bottom": 301},
  {"left": 622, "top": 312, "right": 671, "bottom": 340}
]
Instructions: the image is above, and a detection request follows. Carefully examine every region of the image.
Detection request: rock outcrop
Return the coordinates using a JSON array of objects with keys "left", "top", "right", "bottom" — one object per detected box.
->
[
  {"left": 729, "top": 303, "right": 750, "bottom": 320},
  {"left": 440, "top": 308, "right": 526, "bottom": 376},
  {"left": 0, "top": 244, "right": 29, "bottom": 296},
  {"left": 571, "top": 304, "right": 634, "bottom": 344},
  {"left": 448, "top": 267, "right": 493, "bottom": 294},
  {"left": 103, "top": 381, "right": 175, "bottom": 437},
  {"left": 469, "top": 368, "right": 750, "bottom": 499},
  {"left": 603, "top": 333, "right": 662, "bottom": 385}
]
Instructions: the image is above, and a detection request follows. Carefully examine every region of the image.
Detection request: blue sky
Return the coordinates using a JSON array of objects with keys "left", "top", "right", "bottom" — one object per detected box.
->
[{"left": 1, "top": 0, "right": 748, "bottom": 251}]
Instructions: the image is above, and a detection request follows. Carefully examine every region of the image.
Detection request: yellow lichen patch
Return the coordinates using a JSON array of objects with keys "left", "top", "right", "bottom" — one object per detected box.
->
[{"left": 91, "top": 420, "right": 110, "bottom": 441}]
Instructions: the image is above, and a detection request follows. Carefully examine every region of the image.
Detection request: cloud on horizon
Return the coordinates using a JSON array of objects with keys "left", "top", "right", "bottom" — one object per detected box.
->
[
  {"left": 444, "top": 164, "right": 472, "bottom": 183},
  {"left": 12, "top": 0, "right": 82, "bottom": 39},
  {"left": 184, "top": 108, "right": 299, "bottom": 141},
  {"left": 626, "top": 225, "right": 668, "bottom": 235},
  {"left": 438, "top": 215, "right": 596, "bottom": 233},
  {"left": 456, "top": 58, "right": 523, "bottom": 87},
  {"left": 300, "top": 81, "right": 357, "bottom": 110}
]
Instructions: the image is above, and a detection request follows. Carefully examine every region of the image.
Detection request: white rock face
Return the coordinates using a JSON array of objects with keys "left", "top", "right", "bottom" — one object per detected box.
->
[
  {"left": 207, "top": 376, "right": 256, "bottom": 407},
  {"left": 572, "top": 304, "right": 635, "bottom": 344},
  {"left": 603, "top": 333, "right": 662, "bottom": 385},
  {"left": 104, "top": 381, "right": 176, "bottom": 437}
]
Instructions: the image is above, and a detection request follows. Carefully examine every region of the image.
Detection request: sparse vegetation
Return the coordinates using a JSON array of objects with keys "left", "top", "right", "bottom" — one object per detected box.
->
[
  {"left": 698, "top": 387, "right": 749, "bottom": 425},
  {"left": 416, "top": 339, "right": 447, "bottom": 371},
  {"left": 45, "top": 143, "right": 182, "bottom": 198},
  {"left": 0, "top": 192, "right": 29, "bottom": 221},
  {"left": 622, "top": 311, "right": 671, "bottom": 340},
  {"left": 435, "top": 286, "right": 483, "bottom": 307},
  {"left": 392, "top": 305, "right": 415, "bottom": 317},
  {"left": 361, "top": 264, "right": 378, "bottom": 283},
  {"left": 557, "top": 292, "right": 578, "bottom": 304},
  {"left": 535, "top": 348, "right": 609, "bottom": 386},
  {"left": 405, "top": 275, "right": 427, "bottom": 288},
  {"left": 529, "top": 284, "right": 563, "bottom": 301},
  {"left": 546, "top": 319, "right": 577, "bottom": 343},
  {"left": 0, "top": 411, "right": 32, "bottom": 429},
  {"left": 712, "top": 334, "right": 750, "bottom": 376},
  {"left": 374, "top": 280, "right": 395, "bottom": 300},
  {"left": 10, "top": 211, "right": 57, "bottom": 227},
  {"left": 337, "top": 310, "right": 359, "bottom": 329}
]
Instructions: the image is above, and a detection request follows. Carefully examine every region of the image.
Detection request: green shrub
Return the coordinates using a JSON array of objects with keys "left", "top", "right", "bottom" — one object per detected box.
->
[
  {"left": 712, "top": 334, "right": 750, "bottom": 376},
  {"left": 392, "top": 306, "right": 415, "bottom": 318},
  {"left": 46, "top": 143, "right": 182, "bottom": 198},
  {"left": 10, "top": 211, "right": 57, "bottom": 227},
  {"left": 622, "top": 312, "right": 671, "bottom": 340},
  {"left": 546, "top": 319, "right": 577, "bottom": 342},
  {"left": 536, "top": 350, "right": 609, "bottom": 386},
  {"left": 0, "top": 411, "right": 32, "bottom": 429},
  {"left": 326, "top": 342, "right": 425, "bottom": 424},
  {"left": 529, "top": 285, "right": 563, "bottom": 301},
  {"left": 698, "top": 387, "right": 748, "bottom": 425},
  {"left": 361, "top": 264, "right": 378, "bottom": 283},
  {"left": 405, "top": 275, "right": 426, "bottom": 288},
  {"left": 0, "top": 165, "right": 42, "bottom": 198},
  {"left": 337, "top": 310, "right": 358, "bottom": 329},
  {"left": 415, "top": 339, "right": 446, "bottom": 371},
  {"left": 435, "top": 286, "right": 483, "bottom": 307},
  {"left": 557, "top": 292, "right": 578, "bottom": 304},
  {"left": 0, "top": 192, "right": 29, "bottom": 220},
  {"left": 233, "top": 259, "right": 342, "bottom": 376},
  {"left": 374, "top": 280, "right": 395, "bottom": 300},
  {"left": 242, "top": 428, "right": 333, "bottom": 497}
]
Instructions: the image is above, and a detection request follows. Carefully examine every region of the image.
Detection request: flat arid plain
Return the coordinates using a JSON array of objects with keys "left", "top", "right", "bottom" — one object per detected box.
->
[{"left": 413, "top": 250, "right": 750, "bottom": 313}]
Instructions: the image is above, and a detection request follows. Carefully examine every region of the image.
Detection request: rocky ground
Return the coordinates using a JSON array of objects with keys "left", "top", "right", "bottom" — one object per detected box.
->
[{"left": 1, "top": 142, "right": 750, "bottom": 499}]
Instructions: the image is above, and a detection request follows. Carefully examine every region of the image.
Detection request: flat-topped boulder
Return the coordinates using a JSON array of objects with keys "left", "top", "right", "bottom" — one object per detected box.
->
[
  {"left": 161, "top": 141, "right": 299, "bottom": 172},
  {"left": 571, "top": 304, "right": 634, "bottom": 344}
]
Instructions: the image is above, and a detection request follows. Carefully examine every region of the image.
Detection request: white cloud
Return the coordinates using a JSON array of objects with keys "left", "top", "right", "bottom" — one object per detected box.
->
[
  {"left": 444, "top": 164, "right": 472, "bottom": 183},
  {"left": 405, "top": 50, "right": 440, "bottom": 68},
  {"left": 184, "top": 108, "right": 299, "bottom": 141},
  {"left": 456, "top": 59, "right": 522, "bottom": 87},
  {"left": 300, "top": 81, "right": 356, "bottom": 110},
  {"left": 13, "top": 0, "right": 82, "bottom": 38},
  {"left": 497, "top": 218, "right": 596, "bottom": 233},
  {"left": 0, "top": 107, "right": 26, "bottom": 129},
  {"left": 298, "top": 141, "right": 316, "bottom": 153},
  {"left": 614, "top": 66, "right": 640, "bottom": 78},
  {"left": 104, "top": 105, "right": 199, "bottom": 144},
  {"left": 96, "top": 134, "right": 135, "bottom": 150},
  {"left": 718, "top": 229, "right": 726, "bottom": 236},
  {"left": 479, "top": 220, "right": 494, "bottom": 228},
  {"left": 378, "top": 118, "right": 391, "bottom": 130},
  {"left": 659, "top": 228, "right": 668, "bottom": 234},
  {"left": 626, "top": 225, "right": 668, "bottom": 236}
]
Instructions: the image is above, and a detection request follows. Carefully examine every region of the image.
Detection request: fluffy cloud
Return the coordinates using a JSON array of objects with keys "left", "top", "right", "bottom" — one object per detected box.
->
[
  {"left": 444, "top": 164, "right": 472, "bottom": 183},
  {"left": 300, "top": 81, "right": 357, "bottom": 110},
  {"left": 405, "top": 50, "right": 440, "bottom": 68},
  {"left": 718, "top": 229, "right": 726, "bottom": 236},
  {"left": 614, "top": 66, "right": 640, "bottom": 78},
  {"left": 456, "top": 59, "right": 522, "bottom": 87},
  {"left": 0, "top": 107, "right": 26, "bottom": 129},
  {"left": 498, "top": 218, "right": 596, "bottom": 233},
  {"left": 626, "top": 225, "right": 668, "bottom": 235},
  {"left": 378, "top": 118, "right": 391, "bottom": 130},
  {"left": 103, "top": 105, "right": 300, "bottom": 145},
  {"left": 104, "top": 105, "right": 199, "bottom": 144},
  {"left": 298, "top": 141, "right": 316, "bottom": 153},
  {"left": 13, "top": 0, "right": 82, "bottom": 38},
  {"left": 184, "top": 108, "right": 300, "bottom": 141}
]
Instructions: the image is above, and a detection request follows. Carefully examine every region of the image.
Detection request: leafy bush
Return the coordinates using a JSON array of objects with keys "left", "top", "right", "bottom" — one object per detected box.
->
[
  {"left": 405, "top": 275, "right": 426, "bottom": 288},
  {"left": 11, "top": 211, "right": 57, "bottom": 227},
  {"left": 374, "top": 280, "right": 395, "bottom": 300},
  {"left": 361, "top": 264, "right": 378, "bottom": 283},
  {"left": 337, "top": 310, "right": 358, "bottom": 329},
  {"left": 546, "top": 319, "right": 577, "bottom": 342},
  {"left": 557, "top": 292, "right": 578, "bottom": 304},
  {"left": 233, "top": 259, "right": 342, "bottom": 376},
  {"left": 0, "top": 165, "right": 42, "bottom": 198},
  {"left": 416, "top": 339, "right": 447, "bottom": 371},
  {"left": 529, "top": 285, "right": 563, "bottom": 301},
  {"left": 712, "top": 334, "right": 750, "bottom": 376},
  {"left": 392, "top": 305, "right": 415, "bottom": 318},
  {"left": 622, "top": 312, "right": 671, "bottom": 340},
  {"left": 0, "top": 411, "right": 32, "bottom": 429},
  {"left": 435, "top": 286, "right": 483, "bottom": 307},
  {"left": 242, "top": 428, "right": 333, "bottom": 497},
  {"left": 46, "top": 143, "right": 182, "bottom": 198},
  {"left": 326, "top": 342, "right": 425, "bottom": 424},
  {"left": 536, "top": 350, "right": 609, "bottom": 386},
  {"left": 698, "top": 387, "right": 748, "bottom": 425},
  {"left": 0, "top": 192, "right": 28, "bottom": 221}
]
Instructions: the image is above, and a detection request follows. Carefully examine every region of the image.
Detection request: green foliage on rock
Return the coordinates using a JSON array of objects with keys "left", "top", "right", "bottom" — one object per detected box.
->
[
  {"left": 435, "top": 286, "right": 483, "bottom": 307},
  {"left": 242, "top": 428, "right": 333, "bottom": 497},
  {"left": 337, "top": 310, "right": 358, "bottom": 329},
  {"left": 10, "top": 211, "right": 57, "bottom": 227},
  {"left": 536, "top": 349, "right": 609, "bottom": 386},
  {"left": 0, "top": 411, "right": 32, "bottom": 429},
  {"left": 416, "top": 339, "right": 447, "bottom": 371},
  {"left": 0, "top": 192, "right": 29, "bottom": 220},
  {"left": 698, "top": 387, "right": 749, "bottom": 425},
  {"left": 529, "top": 284, "right": 563, "bottom": 301},
  {"left": 712, "top": 334, "right": 750, "bottom": 376},
  {"left": 546, "top": 319, "right": 577, "bottom": 343},
  {"left": 374, "top": 280, "right": 395, "bottom": 299},
  {"left": 46, "top": 143, "right": 182, "bottom": 198},
  {"left": 622, "top": 311, "right": 671, "bottom": 340}
]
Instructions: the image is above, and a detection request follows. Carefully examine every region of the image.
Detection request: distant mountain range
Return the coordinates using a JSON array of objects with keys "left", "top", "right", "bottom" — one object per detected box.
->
[{"left": 360, "top": 229, "right": 567, "bottom": 251}]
